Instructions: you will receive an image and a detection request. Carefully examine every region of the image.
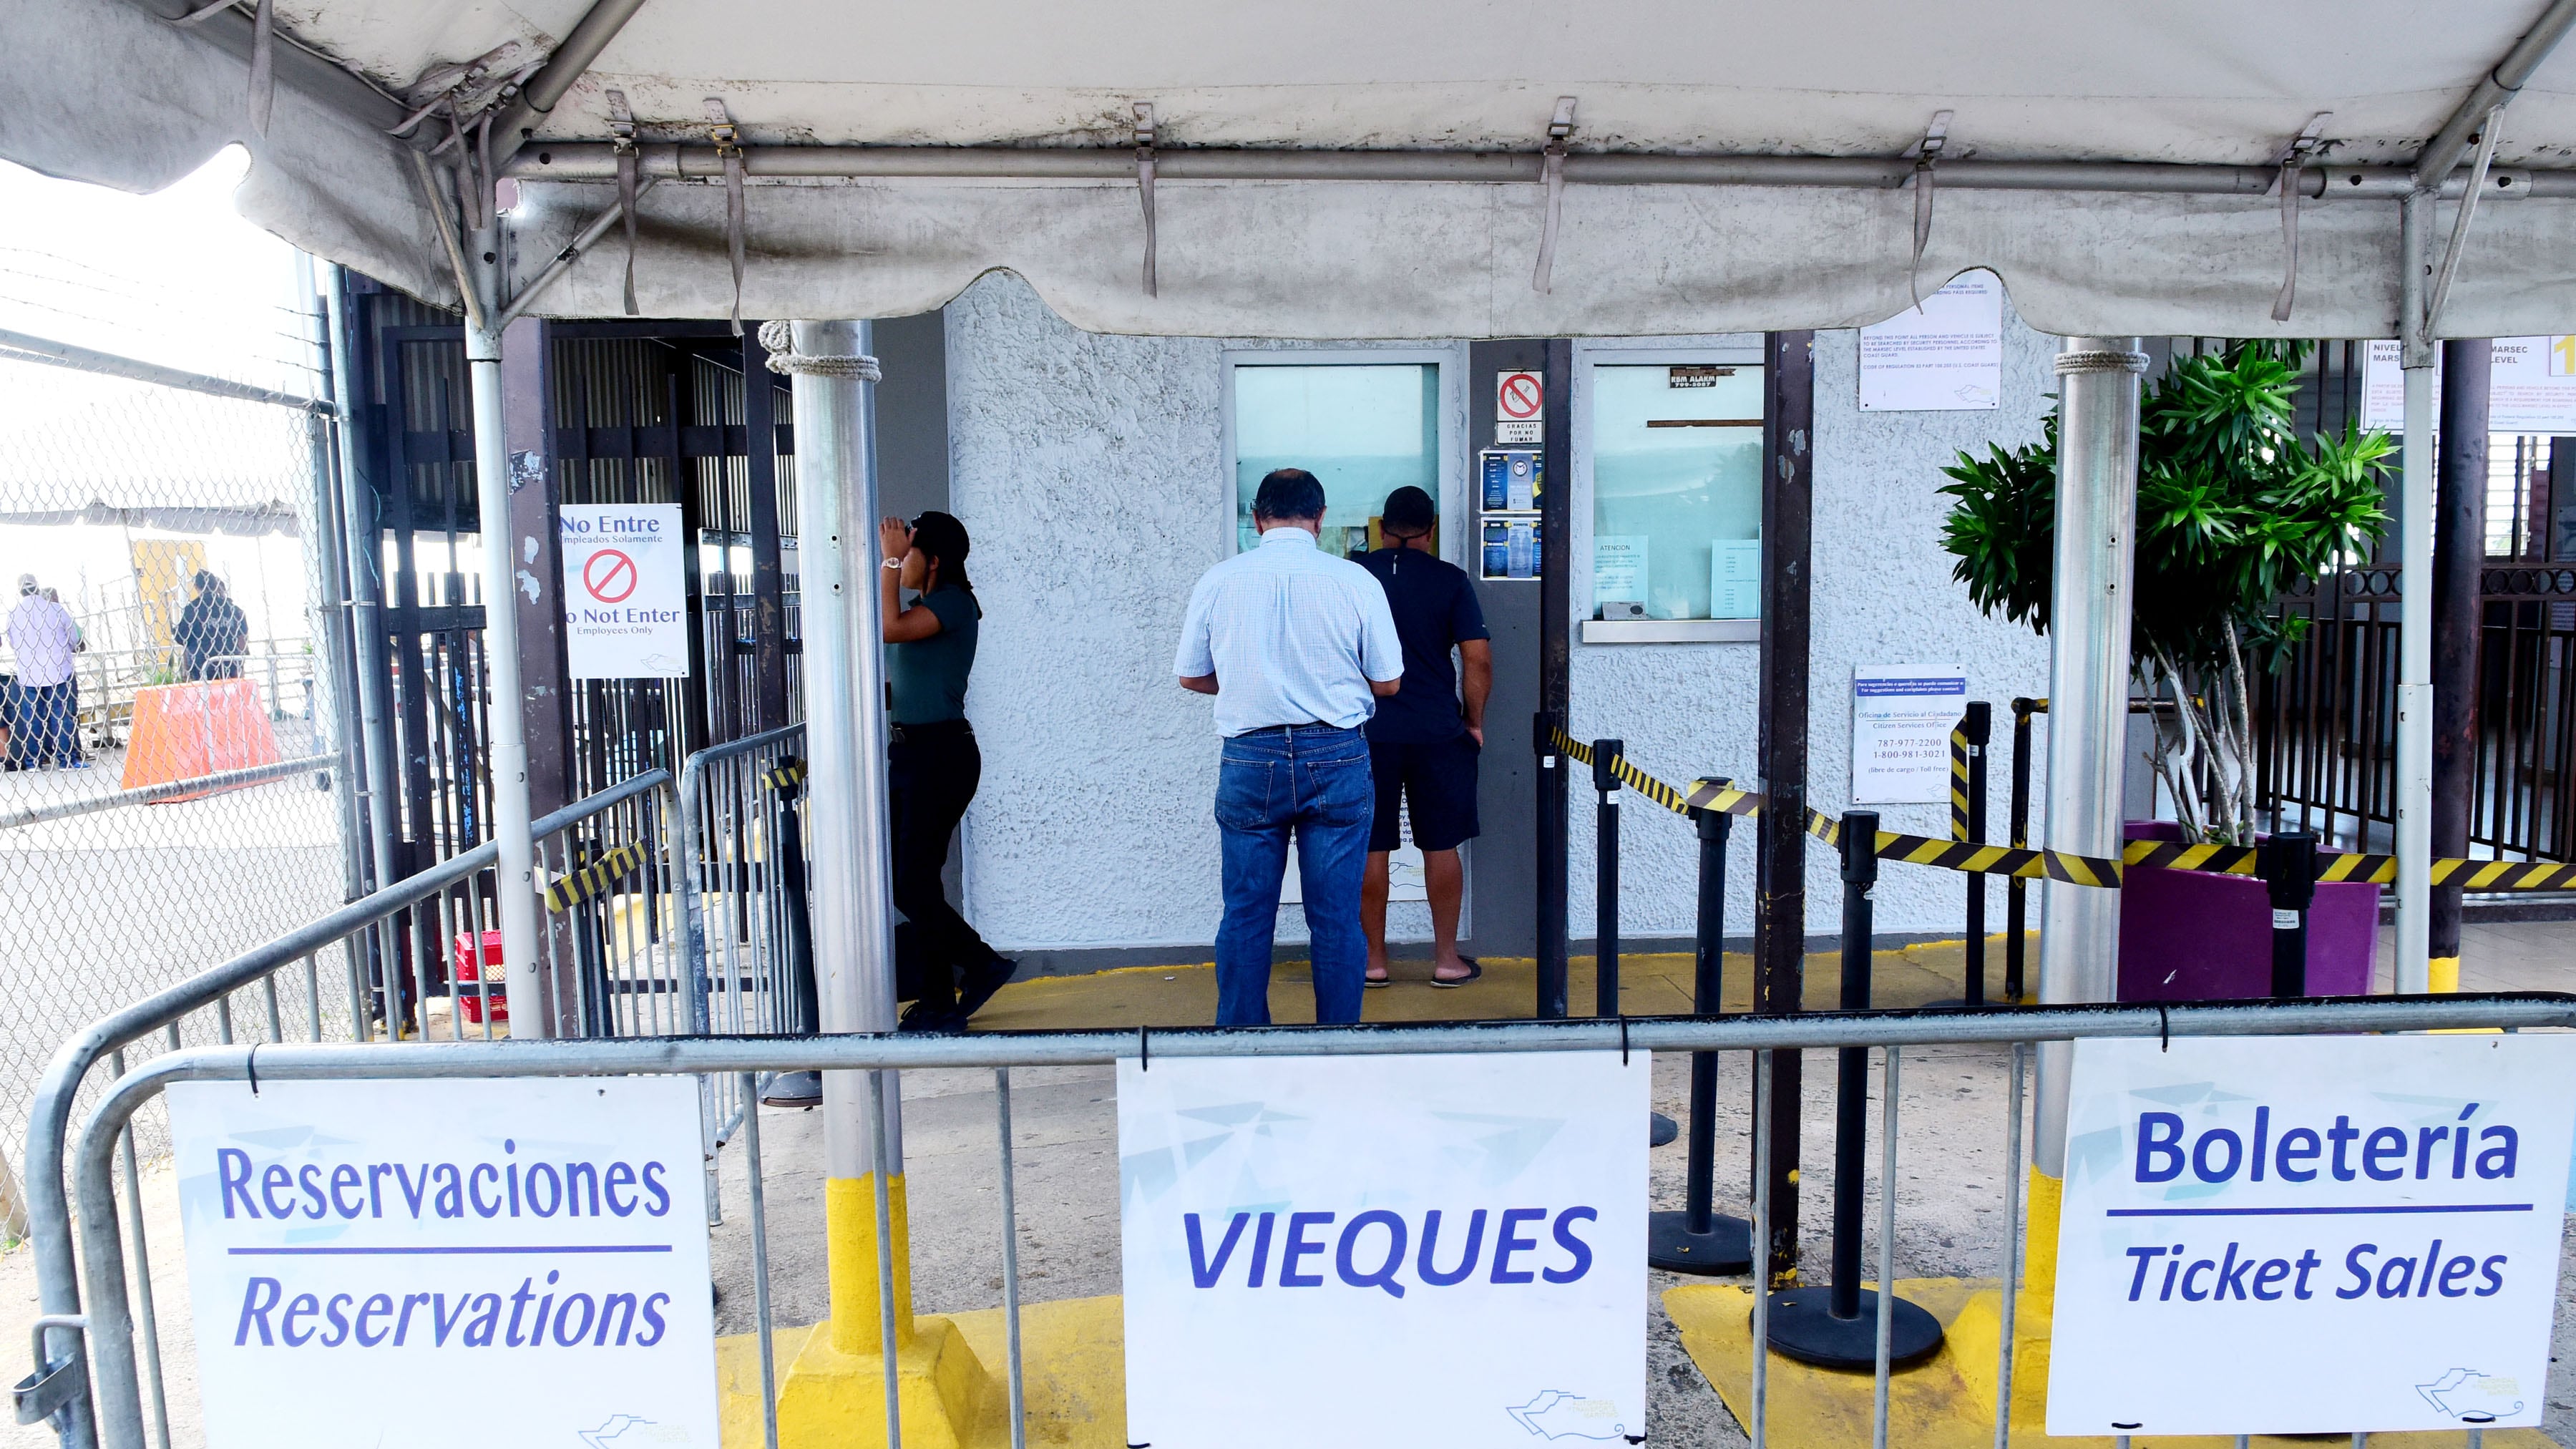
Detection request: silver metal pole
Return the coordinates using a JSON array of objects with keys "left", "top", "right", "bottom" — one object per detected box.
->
[
  {"left": 1994, "top": 1043, "right": 2025, "bottom": 1449},
  {"left": 786, "top": 321, "right": 904, "bottom": 1181},
  {"left": 739, "top": 1073, "right": 782, "bottom": 1449},
  {"left": 2033, "top": 338, "right": 2147, "bottom": 1174},
  {"left": 1749, "top": 1048, "right": 1771, "bottom": 1449},
  {"left": 1871, "top": 1046, "right": 1899, "bottom": 1449},
  {"left": 2394, "top": 192, "right": 2437, "bottom": 993},
  {"left": 997, "top": 1069, "right": 1028, "bottom": 1449},
  {"left": 462, "top": 233, "right": 543, "bottom": 1028}
]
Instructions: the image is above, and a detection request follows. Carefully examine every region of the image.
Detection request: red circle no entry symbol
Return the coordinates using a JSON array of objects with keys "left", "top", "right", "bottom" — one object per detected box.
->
[
  {"left": 1498, "top": 373, "right": 1543, "bottom": 420},
  {"left": 584, "top": 548, "right": 639, "bottom": 604}
]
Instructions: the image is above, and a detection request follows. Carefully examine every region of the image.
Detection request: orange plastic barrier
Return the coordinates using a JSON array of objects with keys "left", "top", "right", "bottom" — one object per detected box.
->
[{"left": 121, "top": 680, "right": 283, "bottom": 800}]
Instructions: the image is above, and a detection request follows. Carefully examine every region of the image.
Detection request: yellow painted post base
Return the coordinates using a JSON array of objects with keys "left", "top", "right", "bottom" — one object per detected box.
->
[
  {"left": 2430, "top": 955, "right": 2462, "bottom": 992},
  {"left": 772, "top": 1314, "right": 992, "bottom": 1449}
]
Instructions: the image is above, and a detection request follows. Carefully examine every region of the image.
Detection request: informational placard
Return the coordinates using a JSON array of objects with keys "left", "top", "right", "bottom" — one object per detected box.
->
[
  {"left": 560, "top": 502, "right": 691, "bottom": 678},
  {"left": 1850, "top": 665, "right": 1966, "bottom": 803},
  {"left": 2361, "top": 337, "right": 2576, "bottom": 433},
  {"left": 1593, "top": 535, "right": 1646, "bottom": 613},
  {"left": 2049, "top": 1035, "right": 2576, "bottom": 1438},
  {"left": 167, "top": 1077, "right": 716, "bottom": 1449},
  {"left": 1480, "top": 447, "right": 1541, "bottom": 512},
  {"left": 1480, "top": 518, "right": 1541, "bottom": 581},
  {"left": 1120, "top": 1052, "right": 1645, "bottom": 1449},
  {"left": 1495, "top": 370, "right": 1545, "bottom": 444},
  {"left": 1710, "top": 538, "right": 1761, "bottom": 620},
  {"left": 1857, "top": 271, "right": 2003, "bottom": 411}
]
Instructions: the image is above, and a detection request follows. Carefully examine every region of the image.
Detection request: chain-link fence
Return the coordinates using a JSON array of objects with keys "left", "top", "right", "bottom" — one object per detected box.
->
[{"left": 0, "top": 335, "right": 359, "bottom": 1238}]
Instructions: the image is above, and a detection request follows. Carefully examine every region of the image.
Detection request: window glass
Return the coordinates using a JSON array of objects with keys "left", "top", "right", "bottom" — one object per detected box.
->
[
  {"left": 1233, "top": 364, "right": 1439, "bottom": 557},
  {"left": 1590, "top": 364, "right": 1764, "bottom": 620}
]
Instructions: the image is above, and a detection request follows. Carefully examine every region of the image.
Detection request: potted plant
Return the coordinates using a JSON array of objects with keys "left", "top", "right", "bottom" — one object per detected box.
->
[{"left": 1938, "top": 341, "right": 2394, "bottom": 999}]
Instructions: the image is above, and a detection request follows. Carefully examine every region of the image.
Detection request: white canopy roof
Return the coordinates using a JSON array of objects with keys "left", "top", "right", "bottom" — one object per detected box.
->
[{"left": 16, "top": 0, "right": 2576, "bottom": 338}]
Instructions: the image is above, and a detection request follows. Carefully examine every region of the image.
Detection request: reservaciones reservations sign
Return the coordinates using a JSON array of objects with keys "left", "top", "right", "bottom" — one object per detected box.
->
[
  {"left": 1119, "top": 1052, "right": 1646, "bottom": 1449},
  {"left": 2048, "top": 1035, "right": 2576, "bottom": 1438},
  {"left": 169, "top": 1077, "right": 715, "bottom": 1449}
]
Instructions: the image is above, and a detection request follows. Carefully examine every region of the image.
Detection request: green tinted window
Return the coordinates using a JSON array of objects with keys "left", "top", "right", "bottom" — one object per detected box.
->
[
  {"left": 1234, "top": 364, "right": 1439, "bottom": 557},
  {"left": 1590, "top": 364, "right": 1763, "bottom": 620}
]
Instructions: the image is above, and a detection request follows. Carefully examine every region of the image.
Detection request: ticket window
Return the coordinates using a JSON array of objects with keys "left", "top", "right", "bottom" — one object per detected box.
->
[
  {"left": 1227, "top": 360, "right": 1448, "bottom": 558},
  {"left": 1223, "top": 353, "right": 1466, "bottom": 909},
  {"left": 1581, "top": 356, "right": 1765, "bottom": 640}
]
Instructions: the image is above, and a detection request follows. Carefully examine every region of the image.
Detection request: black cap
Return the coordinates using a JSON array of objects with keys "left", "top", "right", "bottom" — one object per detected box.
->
[{"left": 1380, "top": 485, "right": 1436, "bottom": 535}]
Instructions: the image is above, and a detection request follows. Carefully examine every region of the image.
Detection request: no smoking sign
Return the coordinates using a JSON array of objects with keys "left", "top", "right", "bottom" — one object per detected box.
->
[{"left": 1496, "top": 370, "right": 1543, "bottom": 444}]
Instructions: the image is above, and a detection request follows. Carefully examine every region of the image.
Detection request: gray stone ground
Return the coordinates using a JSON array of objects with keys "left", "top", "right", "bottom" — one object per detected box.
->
[{"left": 7, "top": 919, "right": 2575, "bottom": 1447}]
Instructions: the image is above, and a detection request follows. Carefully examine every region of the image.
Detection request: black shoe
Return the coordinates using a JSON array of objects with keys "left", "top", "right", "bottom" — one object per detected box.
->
[
  {"left": 952, "top": 955, "right": 1020, "bottom": 1020},
  {"left": 899, "top": 1000, "right": 964, "bottom": 1034},
  {"left": 761, "top": 1070, "right": 822, "bottom": 1108}
]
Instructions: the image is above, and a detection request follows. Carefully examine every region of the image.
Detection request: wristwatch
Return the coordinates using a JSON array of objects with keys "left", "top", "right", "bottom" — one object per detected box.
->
[{"left": 882, "top": 558, "right": 904, "bottom": 570}]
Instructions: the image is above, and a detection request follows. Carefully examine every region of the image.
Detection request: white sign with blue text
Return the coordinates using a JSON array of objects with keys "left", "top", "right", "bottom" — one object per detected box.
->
[
  {"left": 1850, "top": 663, "right": 1967, "bottom": 804},
  {"left": 560, "top": 502, "right": 691, "bottom": 678},
  {"left": 167, "top": 1077, "right": 716, "bottom": 1449},
  {"left": 2049, "top": 1035, "right": 2576, "bottom": 1438},
  {"left": 1118, "top": 1052, "right": 1645, "bottom": 1449}
]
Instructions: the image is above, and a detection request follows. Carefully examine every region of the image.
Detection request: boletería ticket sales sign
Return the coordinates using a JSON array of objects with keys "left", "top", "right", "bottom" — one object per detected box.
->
[
  {"left": 2049, "top": 1035, "right": 2576, "bottom": 1438},
  {"left": 1119, "top": 1052, "right": 1646, "bottom": 1448},
  {"left": 167, "top": 1077, "right": 716, "bottom": 1449}
]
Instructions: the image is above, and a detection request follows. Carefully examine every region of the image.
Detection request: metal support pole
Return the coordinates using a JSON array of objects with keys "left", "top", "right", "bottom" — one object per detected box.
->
[
  {"left": 2260, "top": 831, "right": 2318, "bottom": 998},
  {"left": 782, "top": 321, "right": 912, "bottom": 1355},
  {"left": 323, "top": 265, "right": 401, "bottom": 1009},
  {"left": 2431, "top": 336, "right": 2490, "bottom": 992},
  {"left": 1754, "top": 329, "right": 1815, "bottom": 1285},
  {"left": 463, "top": 229, "right": 543, "bottom": 1028},
  {"left": 2034, "top": 339, "right": 2146, "bottom": 1175},
  {"left": 1647, "top": 784, "right": 1751, "bottom": 1274},
  {"left": 2006, "top": 698, "right": 2035, "bottom": 1002},
  {"left": 2394, "top": 192, "right": 2437, "bottom": 994},
  {"left": 1593, "top": 738, "right": 1622, "bottom": 1018}
]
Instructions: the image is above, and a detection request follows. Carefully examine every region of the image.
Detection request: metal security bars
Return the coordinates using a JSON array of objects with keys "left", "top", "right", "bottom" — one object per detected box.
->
[{"left": 34, "top": 993, "right": 2576, "bottom": 1449}]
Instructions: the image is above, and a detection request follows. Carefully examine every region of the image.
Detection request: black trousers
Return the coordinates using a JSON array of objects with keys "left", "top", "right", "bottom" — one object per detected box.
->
[{"left": 889, "top": 721, "right": 994, "bottom": 1009}]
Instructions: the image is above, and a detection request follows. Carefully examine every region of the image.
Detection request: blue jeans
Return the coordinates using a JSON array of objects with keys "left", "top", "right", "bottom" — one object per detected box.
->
[{"left": 1214, "top": 723, "right": 1374, "bottom": 1026}]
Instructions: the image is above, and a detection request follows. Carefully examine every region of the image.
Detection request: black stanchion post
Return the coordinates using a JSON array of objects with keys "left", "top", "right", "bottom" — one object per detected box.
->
[
  {"left": 1535, "top": 709, "right": 1568, "bottom": 1020},
  {"left": 1963, "top": 701, "right": 1991, "bottom": 1005},
  {"left": 2005, "top": 697, "right": 2036, "bottom": 1002},
  {"left": 762, "top": 757, "right": 823, "bottom": 1108},
  {"left": 1767, "top": 811, "right": 1944, "bottom": 1367},
  {"left": 1647, "top": 780, "right": 1752, "bottom": 1274},
  {"left": 2259, "top": 829, "right": 2318, "bottom": 999},
  {"left": 1593, "top": 738, "right": 1622, "bottom": 1019}
]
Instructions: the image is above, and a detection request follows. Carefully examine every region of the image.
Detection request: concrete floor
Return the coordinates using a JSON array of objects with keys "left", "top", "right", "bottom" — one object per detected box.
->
[{"left": 6, "top": 921, "right": 2571, "bottom": 1448}]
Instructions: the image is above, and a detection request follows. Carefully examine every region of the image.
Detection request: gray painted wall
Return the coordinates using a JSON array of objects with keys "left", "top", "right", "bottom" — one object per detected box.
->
[{"left": 942, "top": 272, "right": 2067, "bottom": 955}]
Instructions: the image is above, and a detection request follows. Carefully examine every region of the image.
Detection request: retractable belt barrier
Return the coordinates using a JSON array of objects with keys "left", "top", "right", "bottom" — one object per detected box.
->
[{"left": 1543, "top": 726, "right": 2576, "bottom": 893}]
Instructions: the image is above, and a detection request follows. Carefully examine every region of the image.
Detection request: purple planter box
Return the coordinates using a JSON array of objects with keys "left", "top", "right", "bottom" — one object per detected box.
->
[{"left": 2115, "top": 821, "right": 2381, "bottom": 1002}]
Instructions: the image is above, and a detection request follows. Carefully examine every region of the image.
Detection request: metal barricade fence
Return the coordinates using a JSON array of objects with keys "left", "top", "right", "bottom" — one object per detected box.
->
[
  {"left": 33, "top": 992, "right": 2574, "bottom": 1449},
  {"left": 17, "top": 768, "right": 678, "bottom": 1449},
  {"left": 675, "top": 723, "right": 810, "bottom": 1210}
]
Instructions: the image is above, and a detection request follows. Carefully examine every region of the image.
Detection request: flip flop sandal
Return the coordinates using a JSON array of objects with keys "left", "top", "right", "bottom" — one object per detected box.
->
[
  {"left": 1429, "top": 958, "right": 1483, "bottom": 988},
  {"left": 1365, "top": 971, "right": 1392, "bottom": 988}
]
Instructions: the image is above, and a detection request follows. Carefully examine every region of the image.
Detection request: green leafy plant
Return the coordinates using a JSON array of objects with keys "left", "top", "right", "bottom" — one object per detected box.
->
[{"left": 1938, "top": 341, "right": 2394, "bottom": 844}]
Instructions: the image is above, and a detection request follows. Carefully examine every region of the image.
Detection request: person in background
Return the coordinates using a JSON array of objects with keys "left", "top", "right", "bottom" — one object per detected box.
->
[
  {"left": 175, "top": 570, "right": 248, "bottom": 681},
  {"left": 5, "top": 575, "right": 80, "bottom": 769},
  {"left": 880, "top": 510, "right": 1016, "bottom": 1033},
  {"left": 41, "top": 588, "right": 87, "bottom": 768},
  {"left": 1355, "top": 486, "right": 1491, "bottom": 987},
  {"left": 1174, "top": 468, "right": 1405, "bottom": 1026}
]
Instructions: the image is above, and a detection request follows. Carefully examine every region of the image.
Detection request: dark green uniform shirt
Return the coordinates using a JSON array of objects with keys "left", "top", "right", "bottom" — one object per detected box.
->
[{"left": 887, "top": 585, "right": 979, "bottom": 724}]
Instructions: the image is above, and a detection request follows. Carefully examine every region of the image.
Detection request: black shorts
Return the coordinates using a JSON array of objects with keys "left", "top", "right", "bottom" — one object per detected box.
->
[{"left": 1367, "top": 732, "right": 1481, "bottom": 854}]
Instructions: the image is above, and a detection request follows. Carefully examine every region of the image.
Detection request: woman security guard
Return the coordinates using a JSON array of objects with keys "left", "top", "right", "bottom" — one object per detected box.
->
[{"left": 878, "top": 511, "right": 1016, "bottom": 1031}]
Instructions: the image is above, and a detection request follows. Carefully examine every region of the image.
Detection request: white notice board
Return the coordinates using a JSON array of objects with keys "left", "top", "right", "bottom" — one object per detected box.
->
[
  {"left": 1850, "top": 665, "right": 1967, "bottom": 804},
  {"left": 2360, "top": 337, "right": 2576, "bottom": 434},
  {"left": 167, "top": 1076, "right": 717, "bottom": 1449},
  {"left": 1857, "top": 272, "right": 2003, "bottom": 411},
  {"left": 2049, "top": 1035, "right": 2576, "bottom": 1438},
  {"left": 560, "top": 502, "right": 691, "bottom": 678},
  {"left": 1120, "top": 1051, "right": 1646, "bottom": 1449}
]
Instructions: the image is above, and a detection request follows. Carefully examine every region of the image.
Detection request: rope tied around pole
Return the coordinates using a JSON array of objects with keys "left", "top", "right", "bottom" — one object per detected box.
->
[{"left": 757, "top": 321, "right": 881, "bottom": 381}]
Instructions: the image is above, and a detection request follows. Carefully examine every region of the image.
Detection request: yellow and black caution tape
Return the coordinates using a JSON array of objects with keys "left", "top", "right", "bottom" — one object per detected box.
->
[
  {"left": 542, "top": 843, "right": 647, "bottom": 912},
  {"left": 1546, "top": 727, "right": 2575, "bottom": 893},
  {"left": 1949, "top": 723, "right": 1971, "bottom": 844},
  {"left": 763, "top": 758, "right": 806, "bottom": 791}
]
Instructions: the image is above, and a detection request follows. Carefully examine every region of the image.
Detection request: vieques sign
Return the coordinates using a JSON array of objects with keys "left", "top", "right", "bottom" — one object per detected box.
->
[
  {"left": 2049, "top": 1035, "right": 2576, "bottom": 1438},
  {"left": 1118, "top": 1052, "right": 1646, "bottom": 1449}
]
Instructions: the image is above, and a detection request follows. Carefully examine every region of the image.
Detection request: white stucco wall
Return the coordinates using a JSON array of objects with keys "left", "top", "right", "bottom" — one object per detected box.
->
[{"left": 944, "top": 271, "right": 2061, "bottom": 952}]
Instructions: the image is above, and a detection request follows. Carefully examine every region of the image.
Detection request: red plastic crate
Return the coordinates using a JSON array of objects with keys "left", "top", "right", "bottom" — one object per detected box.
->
[{"left": 451, "top": 930, "right": 510, "bottom": 1024}]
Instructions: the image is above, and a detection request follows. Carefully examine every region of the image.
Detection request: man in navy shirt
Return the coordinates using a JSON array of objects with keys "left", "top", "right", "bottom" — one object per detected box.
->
[{"left": 1355, "top": 486, "right": 1492, "bottom": 987}]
